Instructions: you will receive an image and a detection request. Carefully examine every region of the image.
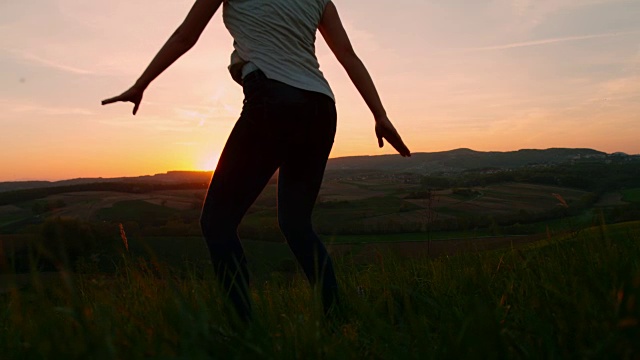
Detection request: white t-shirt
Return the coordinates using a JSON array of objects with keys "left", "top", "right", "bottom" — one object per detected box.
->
[{"left": 223, "top": 0, "right": 335, "bottom": 101}]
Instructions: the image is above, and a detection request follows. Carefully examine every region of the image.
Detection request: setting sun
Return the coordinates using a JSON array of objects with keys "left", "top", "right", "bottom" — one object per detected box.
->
[{"left": 197, "top": 152, "right": 220, "bottom": 172}]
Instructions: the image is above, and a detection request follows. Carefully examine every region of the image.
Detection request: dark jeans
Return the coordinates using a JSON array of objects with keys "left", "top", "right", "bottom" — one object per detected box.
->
[{"left": 200, "top": 70, "right": 339, "bottom": 321}]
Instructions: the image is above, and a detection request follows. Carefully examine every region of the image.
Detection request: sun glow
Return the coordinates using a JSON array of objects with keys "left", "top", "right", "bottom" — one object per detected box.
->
[{"left": 197, "top": 152, "right": 220, "bottom": 171}]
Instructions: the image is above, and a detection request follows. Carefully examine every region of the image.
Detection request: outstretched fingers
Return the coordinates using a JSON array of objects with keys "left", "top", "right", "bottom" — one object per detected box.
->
[
  {"left": 101, "top": 95, "right": 122, "bottom": 106},
  {"left": 375, "top": 119, "right": 411, "bottom": 157},
  {"left": 101, "top": 87, "right": 144, "bottom": 115},
  {"left": 385, "top": 133, "right": 411, "bottom": 157}
]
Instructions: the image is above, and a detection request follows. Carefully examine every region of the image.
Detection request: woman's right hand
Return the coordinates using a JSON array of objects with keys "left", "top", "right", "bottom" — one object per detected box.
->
[
  {"left": 101, "top": 85, "right": 145, "bottom": 115},
  {"left": 375, "top": 116, "right": 411, "bottom": 157}
]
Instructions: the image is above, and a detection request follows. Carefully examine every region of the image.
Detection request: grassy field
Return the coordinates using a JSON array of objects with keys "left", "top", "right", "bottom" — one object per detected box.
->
[
  {"left": 96, "top": 200, "right": 179, "bottom": 223},
  {"left": 622, "top": 188, "right": 640, "bottom": 203},
  {"left": 0, "top": 181, "right": 595, "bottom": 238},
  {"left": 1, "top": 221, "right": 638, "bottom": 359}
]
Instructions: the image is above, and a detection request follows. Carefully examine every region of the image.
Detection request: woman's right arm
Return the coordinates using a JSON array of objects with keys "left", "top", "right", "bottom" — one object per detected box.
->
[
  {"left": 102, "top": 0, "right": 223, "bottom": 115},
  {"left": 319, "top": 1, "right": 411, "bottom": 157}
]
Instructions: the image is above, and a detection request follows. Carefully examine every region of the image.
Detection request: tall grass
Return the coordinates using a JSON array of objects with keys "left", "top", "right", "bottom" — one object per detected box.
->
[{"left": 1, "top": 221, "right": 639, "bottom": 359}]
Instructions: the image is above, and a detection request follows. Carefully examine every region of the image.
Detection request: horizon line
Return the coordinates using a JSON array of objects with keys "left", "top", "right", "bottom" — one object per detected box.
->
[{"left": 2, "top": 146, "right": 636, "bottom": 183}]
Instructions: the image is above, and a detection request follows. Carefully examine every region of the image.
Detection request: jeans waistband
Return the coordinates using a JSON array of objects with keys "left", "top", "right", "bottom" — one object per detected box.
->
[
  {"left": 243, "top": 69, "right": 263, "bottom": 82},
  {"left": 242, "top": 68, "right": 334, "bottom": 106},
  {"left": 241, "top": 62, "right": 261, "bottom": 80}
]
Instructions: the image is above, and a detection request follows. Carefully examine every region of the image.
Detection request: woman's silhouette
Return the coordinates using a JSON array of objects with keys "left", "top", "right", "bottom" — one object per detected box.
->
[{"left": 102, "top": 0, "right": 410, "bottom": 322}]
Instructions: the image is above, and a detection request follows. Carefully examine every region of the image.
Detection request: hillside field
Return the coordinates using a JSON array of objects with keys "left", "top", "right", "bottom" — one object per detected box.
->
[
  {"left": 1, "top": 221, "right": 638, "bottom": 359},
  {"left": 0, "top": 180, "right": 598, "bottom": 240}
]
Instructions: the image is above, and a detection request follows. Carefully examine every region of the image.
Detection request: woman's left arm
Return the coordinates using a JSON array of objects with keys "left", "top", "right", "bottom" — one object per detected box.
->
[{"left": 102, "top": 0, "right": 223, "bottom": 114}]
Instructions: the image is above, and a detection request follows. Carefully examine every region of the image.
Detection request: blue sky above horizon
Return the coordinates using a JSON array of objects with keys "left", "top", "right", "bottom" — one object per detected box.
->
[{"left": 1, "top": 0, "right": 639, "bottom": 181}]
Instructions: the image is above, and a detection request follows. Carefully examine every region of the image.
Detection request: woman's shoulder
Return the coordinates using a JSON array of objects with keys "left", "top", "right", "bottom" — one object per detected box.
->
[{"left": 224, "top": 0, "right": 331, "bottom": 6}]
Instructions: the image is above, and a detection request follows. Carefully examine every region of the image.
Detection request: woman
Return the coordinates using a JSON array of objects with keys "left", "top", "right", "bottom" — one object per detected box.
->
[{"left": 102, "top": 0, "right": 411, "bottom": 322}]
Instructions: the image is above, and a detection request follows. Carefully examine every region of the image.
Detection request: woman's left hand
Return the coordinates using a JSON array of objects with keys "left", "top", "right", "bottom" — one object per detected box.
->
[
  {"left": 102, "top": 85, "right": 145, "bottom": 115},
  {"left": 375, "top": 115, "right": 411, "bottom": 157}
]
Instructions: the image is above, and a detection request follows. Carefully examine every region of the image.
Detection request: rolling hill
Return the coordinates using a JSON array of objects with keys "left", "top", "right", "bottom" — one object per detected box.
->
[{"left": 1, "top": 148, "right": 634, "bottom": 193}]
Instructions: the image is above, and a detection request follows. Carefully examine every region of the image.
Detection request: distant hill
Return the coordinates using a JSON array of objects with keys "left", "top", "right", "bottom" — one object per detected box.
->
[
  {"left": 0, "top": 148, "right": 633, "bottom": 193},
  {"left": 325, "top": 148, "right": 609, "bottom": 174},
  {"left": 0, "top": 171, "right": 213, "bottom": 193}
]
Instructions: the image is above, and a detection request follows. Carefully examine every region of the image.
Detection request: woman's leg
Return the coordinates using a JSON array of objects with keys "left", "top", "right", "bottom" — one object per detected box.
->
[
  {"left": 202, "top": 71, "right": 339, "bottom": 319},
  {"left": 200, "top": 104, "right": 282, "bottom": 322},
  {"left": 277, "top": 94, "right": 339, "bottom": 314}
]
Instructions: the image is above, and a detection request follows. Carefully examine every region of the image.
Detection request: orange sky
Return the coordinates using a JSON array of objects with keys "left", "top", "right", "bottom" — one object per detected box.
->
[{"left": 1, "top": 0, "right": 639, "bottom": 181}]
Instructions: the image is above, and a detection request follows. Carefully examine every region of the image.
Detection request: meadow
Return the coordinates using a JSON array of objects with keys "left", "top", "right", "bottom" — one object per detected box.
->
[
  {"left": 1, "top": 220, "right": 639, "bottom": 359},
  {"left": 622, "top": 188, "right": 640, "bottom": 203},
  {"left": 1, "top": 160, "right": 640, "bottom": 358},
  {"left": 0, "top": 178, "right": 598, "bottom": 242}
]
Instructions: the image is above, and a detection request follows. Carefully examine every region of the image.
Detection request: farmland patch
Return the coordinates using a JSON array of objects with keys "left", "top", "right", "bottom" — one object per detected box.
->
[{"left": 621, "top": 188, "right": 640, "bottom": 203}]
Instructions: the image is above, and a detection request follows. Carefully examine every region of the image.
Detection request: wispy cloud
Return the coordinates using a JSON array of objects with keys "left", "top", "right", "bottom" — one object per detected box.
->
[
  {"left": 1, "top": 101, "right": 94, "bottom": 117},
  {"left": 98, "top": 117, "right": 196, "bottom": 132},
  {"left": 462, "top": 30, "right": 640, "bottom": 52},
  {"left": 5, "top": 48, "right": 95, "bottom": 75}
]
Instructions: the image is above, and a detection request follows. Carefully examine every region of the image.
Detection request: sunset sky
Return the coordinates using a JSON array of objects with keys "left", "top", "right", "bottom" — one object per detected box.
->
[{"left": 1, "top": 0, "right": 639, "bottom": 181}]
